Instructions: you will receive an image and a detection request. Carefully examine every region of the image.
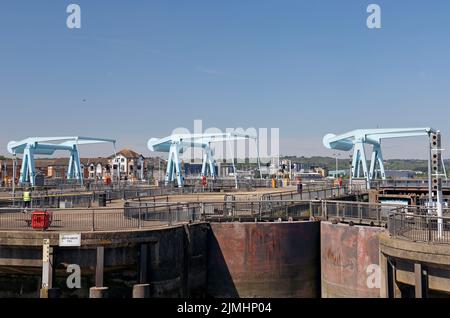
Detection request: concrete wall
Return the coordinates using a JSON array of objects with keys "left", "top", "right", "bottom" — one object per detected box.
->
[
  {"left": 321, "top": 221, "right": 385, "bottom": 298},
  {"left": 207, "top": 221, "right": 321, "bottom": 298},
  {"left": 379, "top": 233, "right": 450, "bottom": 297},
  {"left": 0, "top": 223, "right": 209, "bottom": 298}
]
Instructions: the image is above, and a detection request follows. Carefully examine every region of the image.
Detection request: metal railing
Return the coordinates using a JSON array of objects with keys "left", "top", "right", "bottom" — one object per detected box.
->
[
  {"left": 309, "top": 200, "right": 406, "bottom": 225},
  {"left": 0, "top": 203, "right": 202, "bottom": 232},
  {"left": 388, "top": 207, "right": 450, "bottom": 244},
  {"left": 0, "top": 196, "right": 407, "bottom": 231},
  {"left": 371, "top": 178, "right": 450, "bottom": 189},
  {"left": 0, "top": 185, "right": 217, "bottom": 209},
  {"left": 260, "top": 184, "right": 365, "bottom": 202},
  {"left": 128, "top": 198, "right": 400, "bottom": 225}
]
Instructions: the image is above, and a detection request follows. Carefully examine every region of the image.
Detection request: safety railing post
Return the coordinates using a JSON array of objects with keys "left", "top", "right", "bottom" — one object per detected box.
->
[
  {"left": 358, "top": 203, "right": 362, "bottom": 222},
  {"left": 377, "top": 205, "right": 381, "bottom": 225},
  {"left": 336, "top": 202, "right": 339, "bottom": 220},
  {"left": 393, "top": 212, "right": 397, "bottom": 237},
  {"left": 168, "top": 206, "right": 172, "bottom": 226},
  {"left": 91, "top": 209, "right": 95, "bottom": 231},
  {"left": 259, "top": 201, "right": 262, "bottom": 220},
  {"left": 138, "top": 205, "right": 142, "bottom": 229}
]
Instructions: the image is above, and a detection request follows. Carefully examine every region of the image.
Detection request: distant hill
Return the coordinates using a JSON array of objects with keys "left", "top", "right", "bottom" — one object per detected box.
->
[
  {"left": 282, "top": 156, "right": 450, "bottom": 175},
  {"left": 1, "top": 154, "right": 447, "bottom": 176}
]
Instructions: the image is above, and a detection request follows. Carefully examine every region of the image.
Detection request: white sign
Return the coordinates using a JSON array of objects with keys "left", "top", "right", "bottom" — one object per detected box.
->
[{"left": 59, "top": 233, "right": 81, "bottom": 247}]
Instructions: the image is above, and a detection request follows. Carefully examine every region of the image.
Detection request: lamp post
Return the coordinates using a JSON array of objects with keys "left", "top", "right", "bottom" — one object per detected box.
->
[
  {"left": 334, "top": 152, "right": 341, "bottom": 178},
  {"left": 349, "top": 154, "right": 353, "bottom": 190}
]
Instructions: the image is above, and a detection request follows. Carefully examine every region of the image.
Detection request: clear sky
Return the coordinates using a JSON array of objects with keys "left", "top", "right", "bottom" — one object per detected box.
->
[{"left": 0, "top": 1, "right": 449, "bottom": 159}]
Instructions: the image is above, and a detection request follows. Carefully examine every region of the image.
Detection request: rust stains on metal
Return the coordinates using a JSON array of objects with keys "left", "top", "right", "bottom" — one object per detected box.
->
[
  {"left": 321, "top": 221, "right": 386, "bottom": 298},
  {"left": 207, "top": 221, "right": 320, "bottom": 298}
]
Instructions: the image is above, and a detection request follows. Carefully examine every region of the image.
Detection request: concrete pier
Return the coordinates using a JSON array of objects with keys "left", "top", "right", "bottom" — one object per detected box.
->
[
  {"left": 89, "top": 287, "right": 109, "bottom": 298},
  {"left": 132, "top": 284, "right": 150, "bottom": 298}
]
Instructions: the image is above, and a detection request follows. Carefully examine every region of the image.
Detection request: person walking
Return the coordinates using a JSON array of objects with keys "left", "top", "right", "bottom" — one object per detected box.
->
[
  {"left": 23, "top": 188, "right": 31, "bottom": 211},
  {"left": 296, "top": 175, "right": 303, "bottom": 193}
]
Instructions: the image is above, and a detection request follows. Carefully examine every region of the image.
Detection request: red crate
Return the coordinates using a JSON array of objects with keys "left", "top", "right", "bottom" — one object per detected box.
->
[{"left": 31, "top": 211, "right": 51, "bottom": 230}]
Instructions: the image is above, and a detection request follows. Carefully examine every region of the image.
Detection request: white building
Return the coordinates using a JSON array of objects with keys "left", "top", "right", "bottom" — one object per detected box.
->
[{"left": 110, "top": 149, "right": 145, "bottom": 180}]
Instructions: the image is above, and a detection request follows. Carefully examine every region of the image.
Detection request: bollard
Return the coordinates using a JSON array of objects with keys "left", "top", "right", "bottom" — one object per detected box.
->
[
  {"left": 40, "top": 287, "right": 61, "bottom": 298},
  {"left": 132, "top": 284, "right": 150, "bottom": 298},
  {"left": 89, "top": 286, "right": 109, "bottom": 298}
]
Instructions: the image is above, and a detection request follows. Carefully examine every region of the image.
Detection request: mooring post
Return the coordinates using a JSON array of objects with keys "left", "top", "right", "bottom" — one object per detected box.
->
[
  {"left": 132, "top": 284, "right": 150, "bottom": 298},
  {"left": 379, "top": 253, "right": 391, "bottom": 298},
  {"left": 95, "top": 246, "right": 104, "bottom": 287},
  {"left": 89, "top": 287, "right": 109, "bottom": 298},
  {"left": 40, "top": 239, "right": 55, "bottom": 298},
  {"left": 139, "top": 243, "right": 148, "bottom": 284},
  {"left": 414, "top": 263, "right": 429, "bottom": 298}
]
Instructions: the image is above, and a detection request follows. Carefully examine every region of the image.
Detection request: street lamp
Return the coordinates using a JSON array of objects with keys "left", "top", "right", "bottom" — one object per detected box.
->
[{"left": 333, "top": 152, "right": 341, "bottom": 178}]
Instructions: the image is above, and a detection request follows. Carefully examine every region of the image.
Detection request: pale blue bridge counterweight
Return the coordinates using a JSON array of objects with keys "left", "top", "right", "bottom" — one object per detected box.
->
[
  {"left": 148, "top": 133, "right": 256, "bottom": 187},
  {"left": 323, "top": 128, "right": 436, "bottom": 187},
  {"left": 7, "top": 136, "right": 116, "bottom": 187}
]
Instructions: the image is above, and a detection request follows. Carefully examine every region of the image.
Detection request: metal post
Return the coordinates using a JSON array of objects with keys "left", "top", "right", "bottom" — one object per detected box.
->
[
  {"left": 336, "top": 202, "right": 339, "bottom": 220},
  {"left": 437, "top": 191, "right": 444, "bottom": 239},
  {"left": 380, "top": 253, "right": 394, "bottom": 298},
  {"left": 91, "top": 209, "right": 95, "bottom": 231},
  {"left": 12, "top": 154, "right": 16, "bottom": 206},
  {"left": 95, "top": 246, "right": 104, "bottom": 287},
  {"left": 41, "top": 288, "right": 61, "bottom": 299},
  {"left": 427, "top": 133, "right": 433, "bottom": 214},
  {"left": 336, "top": 153, "right": 338, "bottom": 178},
  {"left": 259, "top": 201, "right": 262, "bottom": 220},
  {"left": 138, "top": 205, "right": 142, "bottom": 229},
  {"left": 414, "top": 263, "right": 428, "bottom": 298},
  {"left": 377, "top": 205, "right": 381, "bottom": 225},
  {"left": 139, "top": 244, "right": 148, "bottom": 283},
  {"left": 41, "top": 239, "right": 53, "bottom": 298},
  {"left": 392, "top": 212, "right": 397, "bottom": 237},
  {"left": 201, "top": 202, "right": 205, "bottom": 221},
  {"left": 89, "top": 287, "right": 109, "bottom": 298},
  {"left": 132, "top": 284, "right": 150, "bottom": 298}
]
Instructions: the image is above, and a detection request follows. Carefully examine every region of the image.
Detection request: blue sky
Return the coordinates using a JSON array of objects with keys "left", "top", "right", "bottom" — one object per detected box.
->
[{"left": 0, "top": 1, "right": 449, "bottom": 159}]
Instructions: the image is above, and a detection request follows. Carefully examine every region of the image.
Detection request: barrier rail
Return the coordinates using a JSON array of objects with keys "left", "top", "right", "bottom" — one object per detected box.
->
[
  {"left": 129, "top": 199, "right": 401, "bottom": 225},
  {"left": 388, "top": 207, "right": 450, "bottom": 244},
  {"left": 0, "top": 198, "right": 400, "bottom": 232},
  {"left": 0, "top": 185, "right": 216, "bottom": 208},
  {"left": 0, "top": 203, "right": 202, "bottom": 232},
  {"left": 371, "top": 179, "right": 450, "bottom": 189}
]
